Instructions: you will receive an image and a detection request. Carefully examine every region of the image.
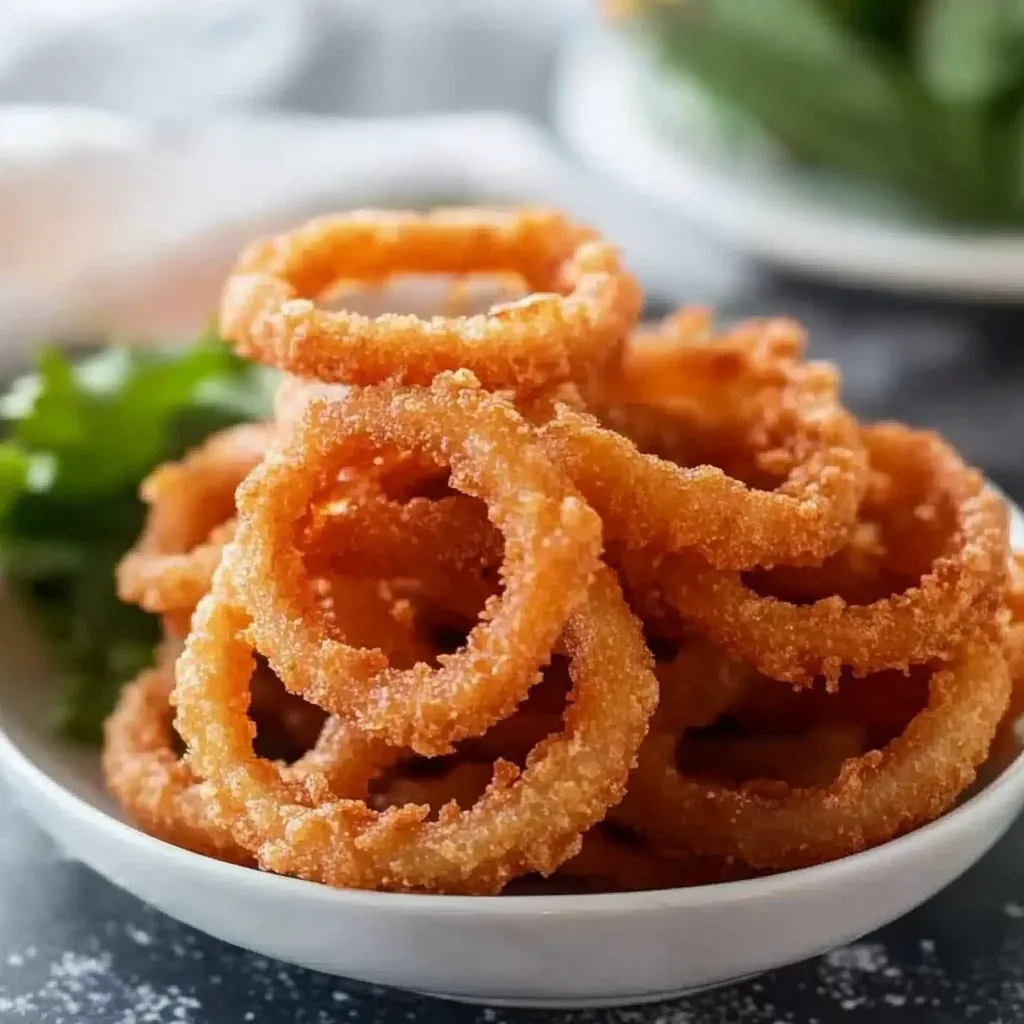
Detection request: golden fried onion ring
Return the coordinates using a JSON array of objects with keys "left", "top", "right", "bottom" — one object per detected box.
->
[
  {"left": 613, "top": 630, "right": 1009, "bottom": 870},
  {"left": 232, "top": 372, "right": 602, "bottom": 755},
  {"left": 629, "top": 425, "right": 1008, "bottom": 685},
  {"left": 104, "top": 574, "right": 441, "bottom": 863},
  {"left": 116, "top": 423, "right": 272, "bottom": 615},
  {"left": 173, "top": 560, "right": 658, "bottom": 894},
  {"left": 220, "top": 208, "right": 641, "bottom": 392},
  {"left": 537, "top": 322, "right": 866, "bottom": 569}
]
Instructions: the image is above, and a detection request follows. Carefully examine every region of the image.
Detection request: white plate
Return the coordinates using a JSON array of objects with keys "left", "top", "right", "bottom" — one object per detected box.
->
[
  {"left": 554, "top": 29, "right": 1024, "bottom": 300},
  {"left": 0, "top": 511, "right": 1022, "bottom": 1009}
]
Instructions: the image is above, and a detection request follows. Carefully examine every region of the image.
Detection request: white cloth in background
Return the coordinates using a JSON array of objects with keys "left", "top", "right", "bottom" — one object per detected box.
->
[
  {"left": 0, "top": 1, "right": 309, "bottom": 115},
  {"left": 0, "top": 0, "right": 584, "bottom": 120}
]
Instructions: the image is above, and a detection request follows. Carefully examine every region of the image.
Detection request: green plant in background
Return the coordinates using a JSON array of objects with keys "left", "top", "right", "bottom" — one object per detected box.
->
[
  {"left": 0, "top": 334, "right": 276, "bottom": 743},
  {"left": 626, "top": 0, "right": 1024, "bottom": 224}
]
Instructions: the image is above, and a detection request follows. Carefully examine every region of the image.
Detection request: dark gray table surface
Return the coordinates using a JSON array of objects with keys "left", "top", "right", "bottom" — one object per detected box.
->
[{"left": 3, "top": 274, "right": 1024, "bottom": 1023}]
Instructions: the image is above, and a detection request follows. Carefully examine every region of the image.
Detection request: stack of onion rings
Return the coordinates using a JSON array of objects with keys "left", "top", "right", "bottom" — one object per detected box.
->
[{"left": 103, "top": 205, "right": 1018, "bottom": 895}]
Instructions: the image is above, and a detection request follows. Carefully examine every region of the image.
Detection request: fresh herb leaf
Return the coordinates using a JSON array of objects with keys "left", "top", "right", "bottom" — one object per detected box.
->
[{"left": 0, "top": 334, "right": 275, "bottom": 744}]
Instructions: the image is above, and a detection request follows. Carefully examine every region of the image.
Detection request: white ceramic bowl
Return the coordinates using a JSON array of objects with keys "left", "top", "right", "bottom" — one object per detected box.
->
[{"left": 0, "top": 509, "right": 1022, "bottom": 1008}]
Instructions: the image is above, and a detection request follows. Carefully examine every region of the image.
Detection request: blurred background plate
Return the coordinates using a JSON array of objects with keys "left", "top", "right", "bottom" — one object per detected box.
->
[{"left": 554, "top": 28, "right": 1024, "bottom": 300}]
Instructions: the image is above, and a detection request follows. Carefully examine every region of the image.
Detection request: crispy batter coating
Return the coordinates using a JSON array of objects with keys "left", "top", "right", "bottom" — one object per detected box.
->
[
  {"left": 614, "top": 631, "right": 1009, "bottom": 870},
  {"left": 538, "top": 316, "right": 867, "bottom": 569},
  {"left": 173, "top": 561, "right": 658, "bottom": 894},
  {"left": 221, "top": 208, "right": 641, "bottom": 393},
  {"left": 116, "top": 423, "right": 272, "bottom": 615},
  {"left": 628, "top": 425, "right": 1008, "bottom": 685},
  {"left": 232, "top": 372, "right": 603, "bottom": 755}
]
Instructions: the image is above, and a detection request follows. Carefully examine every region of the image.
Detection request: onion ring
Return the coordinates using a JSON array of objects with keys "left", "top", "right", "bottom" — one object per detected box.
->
[
  {"left": 116, "top": 424, "right": 272, "bottom": 615},
  {"left": 603, "top": 309, "right": 806, "bottom": 410},
  {"left": 232, "top": 371, "right": 602, "bottom": 755},
  {"left": 613, "top": 630, "right": 1009, "bottom": 870},
  {"left": 104, "top": 659, "right": 405, "bottom": 862},
  {"left": 627, "top": 424, "right": 1008, "bottom": 684},
  {"left": 536, "top": 327, "right": 866, "bottom": 569},
  {"left": 103, "top": 658, "right": 251, "bottom": 864},
  {"left": 104, "top": 570, "right": 439, "bottom": 863},
  {"left": 173, "top": 558, "right": 658, "bottom": 894},
  {"left": 220, "top": 208, "right": 641, "bottom": 392}
]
